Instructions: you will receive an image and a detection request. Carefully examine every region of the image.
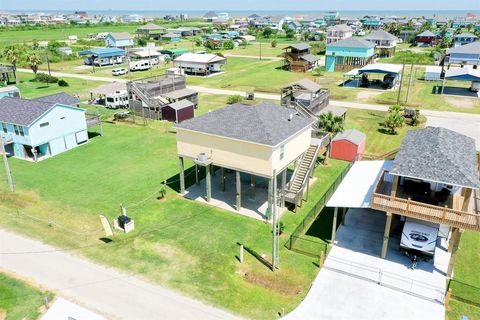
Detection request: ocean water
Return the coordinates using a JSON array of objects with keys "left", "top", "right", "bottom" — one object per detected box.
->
[{"left": 4, "top": 9, "right": 480, "bottom": 19}]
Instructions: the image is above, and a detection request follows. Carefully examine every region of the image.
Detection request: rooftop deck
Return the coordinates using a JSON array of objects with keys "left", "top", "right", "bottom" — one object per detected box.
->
[{"left": 371, "top": 171, "right": 480, "bottom": 231}]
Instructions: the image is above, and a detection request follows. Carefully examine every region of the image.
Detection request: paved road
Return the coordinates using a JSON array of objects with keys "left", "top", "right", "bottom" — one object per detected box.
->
[
  {"left": 0, "top": 229, "right": 242, "bottom": 320},
  {"left": 18, "top": 68, "right": 480, "bottom": 149}
]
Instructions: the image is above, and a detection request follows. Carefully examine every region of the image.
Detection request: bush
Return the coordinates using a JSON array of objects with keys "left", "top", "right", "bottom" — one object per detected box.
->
[
  {"left": 271, "top": 40, "right": 277, "bottom": 48},
  {"left": 34, "top": 72, "right": 58, "bottom": 83},
  {"left": 58, "top": 79, "right": 69, "bottom": 87},
  {"left": 226, "top": 94, "right": 244, "bottom": 104}
]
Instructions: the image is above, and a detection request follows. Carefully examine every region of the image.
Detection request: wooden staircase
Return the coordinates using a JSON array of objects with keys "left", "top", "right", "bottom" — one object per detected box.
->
[{"left": 285, "top": 144, "right": 321, "bottom": 210}]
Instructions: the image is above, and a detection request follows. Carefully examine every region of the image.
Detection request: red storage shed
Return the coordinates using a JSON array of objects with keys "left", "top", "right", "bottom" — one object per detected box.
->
[
  {"left": 330, "top": 129, "right": 366, "bottom": 162},
  {"left": 161, "top": 100, "right": 195, "bottom": 123}
]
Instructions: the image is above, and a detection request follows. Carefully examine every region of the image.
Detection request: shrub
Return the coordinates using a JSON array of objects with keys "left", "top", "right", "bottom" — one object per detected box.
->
[
  {"left": 226, "top": 94, "right": 244, "bottom": 104},
  {"left": 34, "top": 72, "right": 58, "bottom": 83},
  {"left": 271, "top": 40, "right": 277, "bottom": 48},
  {"left": 58, "top": 79, "right": 69, "bottom": 87}
]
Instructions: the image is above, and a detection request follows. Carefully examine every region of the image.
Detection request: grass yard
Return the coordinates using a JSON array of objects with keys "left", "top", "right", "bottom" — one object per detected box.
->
[
  {"left": 446, "top": 231, "right": 480, "bottom": 320},
  {"left": 0, "top": 273, "right": 53, "bottom": 320},
  {"left": 344, "top": 108, "right": 425, "bottom": 156},
  {"left": 0, "top": 95, "right": 349, "bottom": 319}
]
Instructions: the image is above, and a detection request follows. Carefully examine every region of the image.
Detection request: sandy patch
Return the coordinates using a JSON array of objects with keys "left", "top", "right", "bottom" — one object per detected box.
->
[
  {"left": 357, "top": 90, "right": 383, "bottom": 101},
  {"left": 0, "top": 309, "right": 6, "bottom": 320},
  {"left": 444, "top": 97, "right": 477, "bottom": 109}
]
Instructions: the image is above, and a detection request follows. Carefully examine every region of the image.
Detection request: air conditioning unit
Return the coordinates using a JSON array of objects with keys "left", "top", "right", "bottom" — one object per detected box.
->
[{"left": 197, "top": 153, "right": 208, "bottom": 162}]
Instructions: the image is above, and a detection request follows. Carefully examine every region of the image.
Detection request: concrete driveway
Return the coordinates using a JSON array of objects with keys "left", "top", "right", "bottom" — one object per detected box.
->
[{"left": 284, "top": 208, "right": 447, "bottom": 320}]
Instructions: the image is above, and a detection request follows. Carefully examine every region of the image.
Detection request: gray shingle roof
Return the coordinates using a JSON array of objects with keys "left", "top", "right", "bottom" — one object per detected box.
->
[
  {"left": 447, "top": 41, "right": 480, "bottom": 55},
  {"left": 330, "top": 24, "right": 353, "bottom": 32},
  {"left": 0, "top": 97, "right": 54, "bottom": 126},
  {"left": 137, "top": 23, "right": 164, "bottom": 31},
  {"left": 175, "top": 102, "right": 314, "bottom": 146},
  {"left": 328, "top": 37, "right": 376, "bottom": 49},
  {"left": 109, "top": 32, "right": 132, "bottom": 40},
  {"left": 287, "top": 43, "right": 310, "bottom": 51},
  {"left": 33, "top": 92, "right": 79, "bottom": 106},
  {"left": 454, "top": 33, "right": 478, "bottom": 38},
  {"left": 416, "top": 30, "right": 436, "bottom": 37},
  {"left": 332, "top": 129, "right": 366, "bottom": 145},
  {"left": 300, "top": 53, "right": 320, "bottom": 63},
  {"left": 364, "top": 29, "right": 398, "bottom": 41},
  {"left": 390, "top": 127, "right": 479, "bottom": 189}
]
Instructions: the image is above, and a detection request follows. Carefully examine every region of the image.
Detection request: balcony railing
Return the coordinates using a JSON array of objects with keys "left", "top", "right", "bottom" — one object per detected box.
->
[{"left": 371, "top": 171, "right": 480, "bottom": 231}]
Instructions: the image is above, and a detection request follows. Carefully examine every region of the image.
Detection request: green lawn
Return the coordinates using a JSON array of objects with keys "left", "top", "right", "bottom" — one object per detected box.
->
[
  {"left": 0, "top": 273, "right": 53, "bottom": 320},
  {"left": 0, "top": 98, "right": 349, "bottom": 319}
]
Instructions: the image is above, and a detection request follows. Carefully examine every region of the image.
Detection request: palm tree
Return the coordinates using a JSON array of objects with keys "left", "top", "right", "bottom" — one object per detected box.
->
[
  {"left": 2, "top": 45, "right": 21, "bottom": 84},
  {"left": 318, "top": 111, "right": 344, "bottom": 136},
  {"left": 27, "top": 52, "right": 41, "bottom": 75}
]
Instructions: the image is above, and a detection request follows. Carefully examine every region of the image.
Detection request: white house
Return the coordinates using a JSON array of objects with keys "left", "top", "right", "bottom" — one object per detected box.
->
[{"left": 173, "top": 53, "right": 227, "bottom": 75}]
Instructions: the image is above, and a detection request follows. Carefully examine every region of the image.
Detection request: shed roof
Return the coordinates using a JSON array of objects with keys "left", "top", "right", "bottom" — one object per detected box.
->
[
  {"left": 332, "top": 129, "right": 366, "bottom": 145},
  {"left": 167, "top": 99, "right": 194, "bottom": 110},
  {"left": 286, "top": 43, "right": 310, "bottom": 51},
  {"left": 328, "top": 37, "right": 376, "bottom": 49},
  {"left": 300, "top": 53, "right": 320, "bottom": 63},
  {"left": 78, "top": 48, "right": 125, "bottom": 58},
  {"left": 364, "top": 29, "right": 398, "bottom": 41},
  {"left": 174, "top": 53, "right": 226, "bottom": 64},
  {"left": 175, "top": 102, "right": 314, "bottom": 147},
  {"left": 416, "top": 30, "right": 436, "bottom": 37},
  {"left": 390, "top": 127, "right": 479, "bottom": 189},
  {"left": 33, "top": 92, "right": 79, "bottom": 106},
  {"left": 284, "top": 79, "right": 322, "bottom": 92}
]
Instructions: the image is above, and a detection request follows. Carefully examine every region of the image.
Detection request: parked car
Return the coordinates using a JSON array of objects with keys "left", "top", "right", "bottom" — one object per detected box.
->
[{"left": 112, "top": 68, "right": 128, "bottom": 76}]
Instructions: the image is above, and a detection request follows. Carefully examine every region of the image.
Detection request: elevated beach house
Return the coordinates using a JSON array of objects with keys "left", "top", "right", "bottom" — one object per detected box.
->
[
  {"left": 326, "top": 24, "right": 353, "bottom": 44},
  {"left": 136, "top": 23, "right": 166, "bottom": 40},
  {"left": 105, "top": 32, "right": 134, "bottom": 48},
  {"left": 364, "top": 29, "right": 399, "bottom": 57},
  {"left": 453, "top": 32, "right": 478, "bottom": 47},
  {"left": 445, "top": 42, "right": 480, "bottom": 67},
  {"left": 284, "top": 43, "right": 320, "bottom": 72},
  {"left": 173, "top": 53, "right": 227, "bottom": 76},
  {"left": 415, "top": 30, "right": 438, "bottom": 46},
  {"left": 0, "top": 95, "right": 88, "bottom": 161},
  {"left": 326, "top": 37, "right": 375, "bottom": 72}
]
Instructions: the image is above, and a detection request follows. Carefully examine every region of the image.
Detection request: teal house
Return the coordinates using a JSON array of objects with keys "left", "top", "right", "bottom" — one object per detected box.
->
[
  {"left": 0, "top": 95, "right": 88, "bottom": 161},
  {"left": 325, "top": 37, "right": 376, "bottom": 72}
]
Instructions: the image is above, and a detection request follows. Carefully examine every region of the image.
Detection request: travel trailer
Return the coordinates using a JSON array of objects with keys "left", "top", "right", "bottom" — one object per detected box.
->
[
  {"left": 400, "top": 218, "right": 439, "bottom": 256},
  {"left": 129, "top": 59, "right": 151, "bottom": 71},
  {"left": 106, "top": 90, "right": 129, "bottom": 109}
]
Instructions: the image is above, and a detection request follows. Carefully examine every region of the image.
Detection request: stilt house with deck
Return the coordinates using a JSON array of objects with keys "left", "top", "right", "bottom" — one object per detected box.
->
[{"left": 284, "top": 44, "right": 320, "bottom": 72}]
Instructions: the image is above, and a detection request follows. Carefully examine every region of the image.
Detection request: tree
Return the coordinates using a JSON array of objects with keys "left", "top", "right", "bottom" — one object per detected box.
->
[
  {"left": 226, "top": 94, "right": 244, "bottom": 104},
  {"left": 27, "top": 52, "right": 41, "bottom": 74},
  {"left": 137, "top": 37, "right": 147, "bottom": 47},
  {"left": 194, "top": 37, "right": 203, "bottom": 47},
  {"left": 2, "top": 45, "right": 22, "bottom": 83},
  {"left": 222, "top": 39, "right": 234, "bottom": 50},
  {"left": 262, "top": 27, "right": 273, "bottom": 38},
  {"left": 318, "top": 111, "right": 344, "bottom": 136},
  {"left": 382, "top": 105, "right": 404, "bottom": 134}
]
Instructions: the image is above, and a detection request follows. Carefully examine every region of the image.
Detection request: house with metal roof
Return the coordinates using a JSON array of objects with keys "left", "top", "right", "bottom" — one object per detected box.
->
[
  {"left": 0, "top": 96, "right": 88, "bottom": 161},
  {"left": 364, "top": 29, "right": 399, "bottom": 57},
  {"left": 136, "top": 23, "right": 166, "bottom": 40},
  {"left": 173, "top": 53, "right": 227, "bottom": 76},
  {"left": 445, "top": 42, "right": 480, "bottom": 67},
  {"left": 326, "top": 24, "right": 353, "bottom": 44},
  {"left": 325, "top": 37, "right": 376, "bottom": 72},
  {"left": 175, "top": 102, "right": 323, "bottom": 220},
  {"left": 78, "top": 48, "right": 126, "bottom": 66},
  {"left": 453, "top": 32, "right": 478, "bottom": 47},
  {"left": 105, "top": 32, "right": 134, "bottom": 48},
  {"left": 284, "top": 44, "right": 320, "bottom": 72}
]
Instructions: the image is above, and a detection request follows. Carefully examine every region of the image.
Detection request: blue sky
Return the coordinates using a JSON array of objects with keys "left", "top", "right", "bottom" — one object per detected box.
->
[{"left": 1, "top": 0, "right": 479, "bottom": 11}]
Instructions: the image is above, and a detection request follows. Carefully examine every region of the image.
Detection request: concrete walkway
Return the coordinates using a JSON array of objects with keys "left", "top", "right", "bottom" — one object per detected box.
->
[
  {"left": 18, "top": 68, "right": 480, "bottom": 149},
  {"left": 0, "top": 229, "right": 242, "bottom": 320}
]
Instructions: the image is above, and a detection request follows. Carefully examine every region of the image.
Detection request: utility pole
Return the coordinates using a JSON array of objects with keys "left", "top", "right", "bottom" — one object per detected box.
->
[
  {"left": 259, "top": 37, "right": 262, "bottom": 61},
  {"left": 272, "top": 170, "right": 280, "bottom": 271},
  {"left": 0, "top": 137, "right": 14, "bottom": 192},
  {"left": 45, "top": 49, "right": 51, "bottom": 76},
  {"left": 405, "top": 63, "right": 414, "bottom": 104},
  {"left": 396, "top": 56, "right": 406, "bottom": 105}
]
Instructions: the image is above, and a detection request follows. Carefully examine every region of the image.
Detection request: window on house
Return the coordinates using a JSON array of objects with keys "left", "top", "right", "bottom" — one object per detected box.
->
[
  {"left": 40, "top": 122, "right": 49, "bottom": 127},
  {"left": 1, "top": 123, "right": 7, "bottom": 133},
  {"left": 280, "top": 145, "right": 285, "bottom": 160},
  {"left": 13, "top": 125, "right": 19, "bottom": 135},
  {"left": 18, "top": 126, "right": 25, "bottom": 137}
]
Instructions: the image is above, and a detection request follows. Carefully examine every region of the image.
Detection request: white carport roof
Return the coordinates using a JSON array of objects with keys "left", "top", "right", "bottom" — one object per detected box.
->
[
  {"left": 174, "top": 53, "right": 226, "bottom": 64},
  {"left": 326, "top": 160, "right": 392, "bottom": 208},
  {"left": 129, "top": 50, "right": 162, "bottom": 58},
  {"left": 359, "top": 63, "right": 403, "bottom": 75}
]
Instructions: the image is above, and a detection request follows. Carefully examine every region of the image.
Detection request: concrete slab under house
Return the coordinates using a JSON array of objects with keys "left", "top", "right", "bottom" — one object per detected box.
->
[{"left": 174, "top": 102, "right": 330, "bottom": 223}]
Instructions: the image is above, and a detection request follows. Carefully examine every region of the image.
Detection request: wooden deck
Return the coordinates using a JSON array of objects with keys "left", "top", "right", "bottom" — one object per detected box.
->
[{"left": 371, "top": 173, "right": 480, "bottom": 231}]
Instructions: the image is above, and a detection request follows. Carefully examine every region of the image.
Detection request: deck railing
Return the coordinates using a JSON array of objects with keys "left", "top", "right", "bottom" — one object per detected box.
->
[{"left": 371, "top": 174, "right": 480, "bottom": 231}]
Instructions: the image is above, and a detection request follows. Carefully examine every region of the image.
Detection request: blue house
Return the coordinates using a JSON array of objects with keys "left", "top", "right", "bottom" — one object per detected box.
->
[
  {"left": 363, "top": 19, "right": 382, "bottom": 29},
  {"left": 105, "top": 32, "right": 134, "bottom": 48},
  {"left": 325, "top": 37, "right": 376, "bottom": 72},
  {"left": 453, "top": 33, "right": 478, "bottom": 47},
  {"left": 0, "top": 95, "right": 87, "bottom": 161},
  {"left": 78, "top": 48, "right": 126, "bottom": 66},
  {"left": 162, "top": 32, "right": 181, "bottom": 43},
  {"left": 446, "top": 42, "right": 480, "bottom": 67}
]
